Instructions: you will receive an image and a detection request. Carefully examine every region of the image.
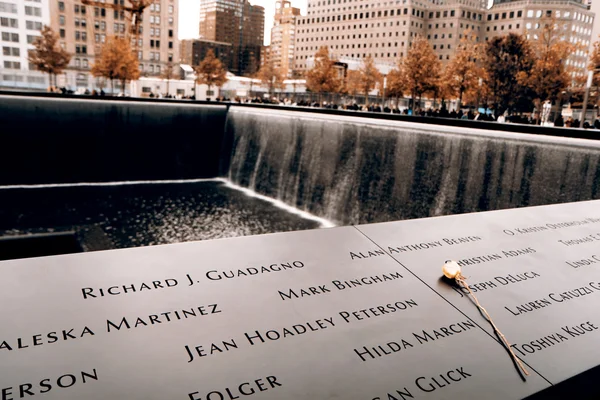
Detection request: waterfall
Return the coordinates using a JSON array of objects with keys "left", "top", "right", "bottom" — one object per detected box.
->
[{"left": 225, "top": 107, "right": 600, "bottom": 226}]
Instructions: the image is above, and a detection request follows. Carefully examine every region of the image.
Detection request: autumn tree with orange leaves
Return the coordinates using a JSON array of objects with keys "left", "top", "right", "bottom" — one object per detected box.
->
[
  {"left": 443, "top": 32, "right": 481, "bottom": 110},
  {"left": 28, "top": 25, "right": 71, "bottom": 88},
  {"left": 256, "top": 58, "right": 285, "bottom": 96},
  {"left": 358, "top": 55, "right": 382, "bottom": 105},
  {"left": 306, "top": 46, "right": 343, "bottom": 103},
  {"left": 518, "top": 17, "right": 574, "bottom": 120},
  {"left": 385, "top": 59, "right": 407, "bottom": 107},
  {"left": 195, "top": 49, "right": 228, "bottom": 98},
  {"left": 404, "top": 36, "right": 441, "bottom": 110},
  {"left": 92, "top": 36, "right": 140, "bottom": 94},
  {"left": 343, "top": 70, "right": 362, "bottom": 102}
]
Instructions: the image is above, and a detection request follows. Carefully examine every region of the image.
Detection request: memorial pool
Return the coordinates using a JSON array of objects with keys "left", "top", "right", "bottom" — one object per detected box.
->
[
  {"left": 2, "top": 94, "right": 600, "bottom": 259},
  {"left": 0, "top": 179, "right": 326, "bottom": 252}
]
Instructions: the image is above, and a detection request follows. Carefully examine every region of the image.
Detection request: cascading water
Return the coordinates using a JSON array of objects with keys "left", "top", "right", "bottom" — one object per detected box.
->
[{"left": 226, "top": 107, "right": 600, "bottom": 226}]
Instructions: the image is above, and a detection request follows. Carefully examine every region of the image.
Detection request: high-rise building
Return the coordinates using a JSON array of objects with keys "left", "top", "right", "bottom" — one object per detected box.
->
[
  {"left": 180, "top": 38, "right": 233, "bottom": 70},
  {"left": 48, "top": 0, "right": 179, "bottom": 90},
  {"left": 0, "top": 0, "right": 50, "bottom": 88},
  {"left": 199, "top": 0, "right": 264, "bottom": 76},
  {"left": 270, "top": 0, "right": 300, "bottom": 78},
  {"left": 260, "top": 44, "right": 270, "bottom": 67},
  {"left": 294, "top": 0, "right": 594, "bottom": 81}
]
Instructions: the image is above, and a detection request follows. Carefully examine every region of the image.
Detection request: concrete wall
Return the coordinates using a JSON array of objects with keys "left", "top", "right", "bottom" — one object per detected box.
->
[{"left": 0, "top": 95, "right": 228, "bottom": 184}]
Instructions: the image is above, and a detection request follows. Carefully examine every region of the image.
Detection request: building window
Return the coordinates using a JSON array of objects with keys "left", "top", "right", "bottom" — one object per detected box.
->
[
  {"left": 27, "top": 34, "right": 37, "bottom": 43},
  {"left": 74, "top": 4, "right": 79, "bottom": 13},
  {"left": 517, "top": 11, "right": 522, "bottom": 18},
  {"left": 59, "top": 15, "right": 65, "bottom": 25},
  {"left": 25, "top": 6, "right": 42, "bottom": 16},
  {"left": 58, "top": 1, "right": 64, "bottom": 11},
  {"left": 0, "top": 17, "right": 18, "bottom": 28},
  {"left": 3, "top": 60, "right": 20, "bottom": 69},
  {"left": 26, "top": 21, "right": 43, "bottom": 30},
  {"left": 75, "top": 58, "right": 81, "bottom": 67}
]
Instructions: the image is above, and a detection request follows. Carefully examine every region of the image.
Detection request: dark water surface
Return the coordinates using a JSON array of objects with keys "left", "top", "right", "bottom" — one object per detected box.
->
[{"left": 0, "top": 180, "right": 321, "bottom": 251}]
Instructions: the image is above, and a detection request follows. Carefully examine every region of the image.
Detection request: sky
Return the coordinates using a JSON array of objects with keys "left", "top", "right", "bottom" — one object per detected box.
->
[{"left": 178, "top": 0, "right": 307, "bottom": 45}]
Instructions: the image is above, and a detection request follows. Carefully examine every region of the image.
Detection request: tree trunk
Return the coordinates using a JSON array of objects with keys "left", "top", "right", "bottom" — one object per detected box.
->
[
  {"left": 458, "top": 90, "right": 463, "bottom": 111},
  {"left": 166, "top": 79, "right": 170, "bottom": 96},
  {"left": 110, "top": 79, "right": 114, "bottom": 95}
]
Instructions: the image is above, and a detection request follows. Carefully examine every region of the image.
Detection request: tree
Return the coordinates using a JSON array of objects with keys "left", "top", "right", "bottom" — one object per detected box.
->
[
  {"left": 518, "top": 18, "right": 574, "bottom": 122},
  {"left": 444, "top": 32, "right": 480, "bottom": 110},
  {"left": 385, "top": 59, "right": 407, "bottom": 108},
  {"left": 91, "top": 36, "right": 140, "bottom": 94},
  {"left": 587, "top": 39, "right": 600, "bottom": 106},
  {"left": 404, "top": 36, "right": 441, "bottom": 110},
  {"left": 343, "top": 70, "right": 362, "bottom": 103},
  {"left": 306, "top": 46, "right": 342, "bottom": 103},
  {"left": 485, "top": 33, "right": 534, "bottom": 115},
  {"left": 358, "top": 55, "right": 382, "bottom": 105},
  {"left": 256, "top": 59, "right": 285, "bottom": 97},
  {"left": 28, "top": 25, "right": 71, "bottom": 89},
  {"left": 194, "top": 49, "right": 228, "bottom": 98},
  {"left": 160, "top": 62, "right": 177, "bottom": 96}
]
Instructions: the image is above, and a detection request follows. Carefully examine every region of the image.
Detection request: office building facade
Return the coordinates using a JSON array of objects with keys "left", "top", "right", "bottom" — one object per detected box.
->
[
  {"left": 180, "top": 38, "right": 233, "bottom": 70},
  {"left": 47, "top": 0, "right": 179, "bottom": 90},
  {"left": 293, "top": 0, "right": 594, "bottom": 80},
  {"left": 0, "top": 0, "right": 50, "bottom": 89},
  {"left": 199, "top": 0, "right": 264, "bottom": 75}
]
